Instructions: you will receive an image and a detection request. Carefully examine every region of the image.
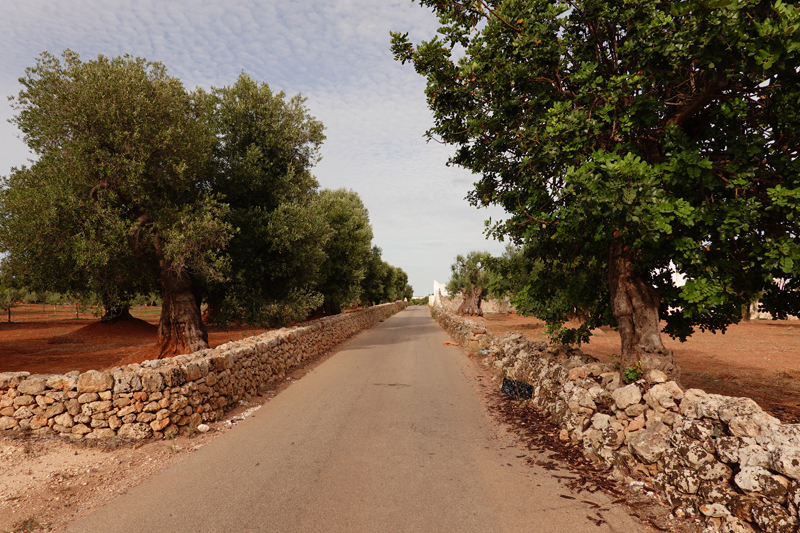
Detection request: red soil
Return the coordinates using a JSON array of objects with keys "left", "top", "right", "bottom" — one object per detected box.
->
[
  {"left": 0, "top": 305, "right": 274, "bottom": 375},
  {"left": 482, "top": 312, "right": 800, "bottom": 424}
]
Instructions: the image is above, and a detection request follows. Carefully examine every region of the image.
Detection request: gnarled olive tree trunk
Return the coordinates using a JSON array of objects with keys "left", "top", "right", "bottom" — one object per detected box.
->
[
  {"left": 608, "top": 242, "right": 678, "bottom": 380},
  {"left": 157, "top": 262, "right": 209, "bottom": 358},
  {"left": 458, "top": 283, "right": 484, "bottom": 316}
]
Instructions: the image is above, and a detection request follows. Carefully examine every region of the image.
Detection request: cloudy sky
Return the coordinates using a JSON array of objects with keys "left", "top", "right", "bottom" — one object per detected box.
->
[{"left": 0, "top": 0, "right": 509, "bottom": 296}]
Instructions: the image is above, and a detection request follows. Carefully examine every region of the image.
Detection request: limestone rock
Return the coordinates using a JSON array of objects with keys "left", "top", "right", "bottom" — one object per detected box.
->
[
  {"left": 0, "top": 416, "right": 18, "bottom": 430},
  {"left": 118, "top": 422, "right": 152, "bottom": 440},
  {"left": 150, "top": 417, "right": 170, "bottom": 432},
  {"left": 734, "top": 466, "right": 772, "bottom": 492},
  {"left": 612, "top": 383, "right": 641, "bottom": 410},
  {"left": 762, "top": 474, "right": 790, "bottom": 505},
  {"left": 591, "top": 413, "right": 611, "bottom": 430},
  {"left": 46, "top": 374, "right": 77, "bottom": 391},
  {"left": 13, "top": 396, "right": 35, "bottom": 408},
  {"left": 0, "top": 372, "right": 30, "bottom": 388},
  {"left": 680, "top": 388, "right": 710, "bottom": 419},
  {"left": 17, "top": 376, "right": 47, "bottom": 395},
  {"left": 684, "top": 419, "right": 714, "bottom": 441},
  {"left": 769, "top": 446, "right": 800, "bottom": 481},
  {"left": 81, "top": 400, "right": 112, "bottom": 417},
  {"left": 721, "top": 515, "right": 757, "bottom": 533},
  {"left": 44, "top": 402, "right": 65, "bottom": 419},
  {"left": 644, "top": 382, "right": 683, "bottom": 412},
  {"left": 629, "top": 421, "right": 672, "bottom": 464},
  {"left": 141, "top": 370, "right": 165, "bottom": 392},
  {"left": 699, "top": 482, "right": 738, "bottom": 505},
  {"left": 749, "top": 498, "right": 797, "bottom": 533},
  {"left": 13, "top": 406, "right": 34, "bottom": 419},
  {"left": 739, "top": 444, "right": 770, "bottom": 468},
  {"left": 113, "top": 371, "right": 142, "bottom": 393},
  {"left": 77, "top": 370, "right": 113, "bottom": 393},
  {"left": 54, "top": 412, "right": 73, "bottom": 428},
  {"left": 625, "top": 403, "right": 646, "bottom": 417},
  {"left": 667, "top": 467, "right": 701, "bottom": 494},
  {"left": 85, "top": 428, "right": 115, "bottom": 439},
  {"left": 697, "top": 461, "right": 734, "bottom": 482},
  {"left": 718, "top": 397, "right": 762, "bottom": 424},
  {"left": 788, "top": 481, "right": 800, "bottom": 519},
  {"left": 700, "top": 503, "right": 730, "bottom": 517},
  {"left": 646, "top": 369, "right": 668, "bottom": 384},
  {"left": 71, "top": 423, "right": 91, "bottom": 435},
  {"left": 729, "top": 415, "right": 761, "bottom": 438}
]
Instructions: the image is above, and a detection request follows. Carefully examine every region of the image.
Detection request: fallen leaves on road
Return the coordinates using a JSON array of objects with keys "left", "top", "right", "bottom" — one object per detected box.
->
[
  {"left": 442, "top": 341, "right": 459, "bottom": 346},
  {"left": 483, "top": 390, "right": 698, "bottom": 532}
]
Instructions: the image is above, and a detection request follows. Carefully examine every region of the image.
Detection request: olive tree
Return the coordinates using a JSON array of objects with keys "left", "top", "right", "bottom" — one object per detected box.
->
[
  {"left": 315, "top": 189, "right": 374, "bottom": 315},
  {"left": 447, "top": 251, "right": 493, "bottom": 316},
  {"left": 0, "top": 51, "right": 231, "bottom": 356},
  {"left": 200, "top": 74, "right": 331, "bottom": 327}
]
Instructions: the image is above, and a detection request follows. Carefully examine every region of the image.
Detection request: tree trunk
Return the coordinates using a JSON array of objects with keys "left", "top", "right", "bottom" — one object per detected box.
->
[
  {"left": 608, "top": 242, "right": 679, "bottom": 381},
  {"left": 157, "top": 263, "right": 209, "bottom": 358},
  {"left": 458, "top": 283, "right": 484, "bottom": 316}
]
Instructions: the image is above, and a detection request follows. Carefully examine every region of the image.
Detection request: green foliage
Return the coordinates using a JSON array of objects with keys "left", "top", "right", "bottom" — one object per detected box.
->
[
  {"left": 490, "top": 244, "right": 611, "bottom": 344},
  {"left": 315, "top": 189, "right": 374, "bottom": 314},
  {"left": 199, "top": 74, "right": 330, "bottom": 327},
  {"left": 360, "top": 246, "right": 389, "bottom": 305},
  {"left": 1, "top": 52, "right": 416, "bottom": 332},
  {"left": 0, "top": 50, "right": 231, "bottom": 313},
  {"left": 623, "top": 361, "right": 645, "bottom": 384},
  {"left": 446, "top": 251, "right": 494, "bottom": 298},
  {"left": 410, "top": 296, "right": 430, "bottom": 305},
  {"left": 393, "top": 0, "right": 800, "bottom": 341}
]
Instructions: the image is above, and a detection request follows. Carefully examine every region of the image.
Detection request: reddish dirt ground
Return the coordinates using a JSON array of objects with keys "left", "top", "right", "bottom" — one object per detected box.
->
[
  {"left": 0, "top": 304, "right": 277, "bottom": 375},
  {"left": 482, "top": 312, "right": 800, "bottom": 424}
]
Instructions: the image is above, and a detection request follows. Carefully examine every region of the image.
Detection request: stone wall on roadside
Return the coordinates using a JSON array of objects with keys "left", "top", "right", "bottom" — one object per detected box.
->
[
  {"left": 432, "top": 306, "right": 800, "bottom": 533},
  {"left": 0, "top": 302, "right": 406, "bottom": 442}
]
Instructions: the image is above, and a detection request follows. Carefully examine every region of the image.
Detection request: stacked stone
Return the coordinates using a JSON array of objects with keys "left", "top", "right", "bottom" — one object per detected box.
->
[
  {"left": 0, "top": 301, "right": 406, "bottom": 442},
  {"left": 433, "top": 306, "right": 800, "bottom": 533},
  {"left": 430, "top": 307, "right": 489, "bottom": 350}
]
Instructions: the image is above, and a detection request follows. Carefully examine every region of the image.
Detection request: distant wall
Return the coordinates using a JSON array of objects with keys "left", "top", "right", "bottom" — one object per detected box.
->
[
  {"left": 0, "top": 301, "right": 407, "bottom": 441},
  {"left": 432, "top": 305, "right": 800, "bottom": 533}
]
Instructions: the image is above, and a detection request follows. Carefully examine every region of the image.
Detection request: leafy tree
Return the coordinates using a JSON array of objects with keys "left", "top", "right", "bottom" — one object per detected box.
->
[
  {"left": 315, "top": 189, "right": 374, "bottom": 314},
  {"left": 0, "top": 51, "right": 231, "bottom": 356},
  {"left": 389, "top": 265, "right": 414, "bottom": 302},
  {"left": 392, "top": 0, "right": 800, "bottom": 377},
  {"left": 200, "top": 74, "right": 331, "bottom": 327},
  {"left": 489, "top": 245, "right": 613, "bottom": 344},
  {"left": 447, "top": 251, "right": 493, "bottom": 315},
  {"left": 361, "top": 246, "right": 389, "bottom": 306}
]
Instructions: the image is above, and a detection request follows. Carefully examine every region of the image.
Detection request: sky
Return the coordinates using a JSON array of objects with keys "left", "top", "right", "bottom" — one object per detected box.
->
[{"left": 0, "top": 0, "right": 510, "bottom": 297}]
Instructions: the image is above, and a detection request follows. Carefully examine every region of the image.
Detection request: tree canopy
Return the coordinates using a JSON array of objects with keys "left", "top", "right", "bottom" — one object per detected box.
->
[
  {"left": 447, "top": 250, "right": 493, "bottom": 315},
  {"left": 1, "top": 51, "right": 415, "bottom": 356},
  {"left": 315, "top": 188, "right": 374, "bottom": 315},
  {"left": 200, "top": 74, "right": 331, "bottom": 327},
  {"left": 393, "top": 0, "right": 800, "bottom": 376},
  {"left": 0, "top": 50, "right": 230, "bottom": 355}
]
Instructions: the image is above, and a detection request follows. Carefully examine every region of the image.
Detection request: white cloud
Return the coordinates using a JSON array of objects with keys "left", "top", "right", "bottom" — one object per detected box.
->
[{"left": 0, "top": 0, "right": 507, "bottom": 295}]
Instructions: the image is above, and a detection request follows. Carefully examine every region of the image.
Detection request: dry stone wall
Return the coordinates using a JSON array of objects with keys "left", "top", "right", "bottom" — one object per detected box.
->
[
  {"left": 0, "top": 302, "right": 406, "bottom": 442},
  {"left": 432, "top": 306, "right": 800, "bottom": 533}
]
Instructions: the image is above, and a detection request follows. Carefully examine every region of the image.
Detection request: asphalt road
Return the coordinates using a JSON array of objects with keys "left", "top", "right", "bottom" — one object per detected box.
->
[{"left": 69, "top": 306, "right": 647, "bottom": 532}]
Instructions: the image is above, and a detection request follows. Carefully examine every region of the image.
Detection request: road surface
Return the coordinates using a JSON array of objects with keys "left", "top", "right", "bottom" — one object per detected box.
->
[{"left": 68, "top": 306, "right": 647, "bottom": 532}]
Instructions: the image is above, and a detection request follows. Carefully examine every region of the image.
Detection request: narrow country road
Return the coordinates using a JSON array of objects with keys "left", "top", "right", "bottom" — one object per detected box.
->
[{"left": 68, "top": 306, "right": 647, "bottom": 533}]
